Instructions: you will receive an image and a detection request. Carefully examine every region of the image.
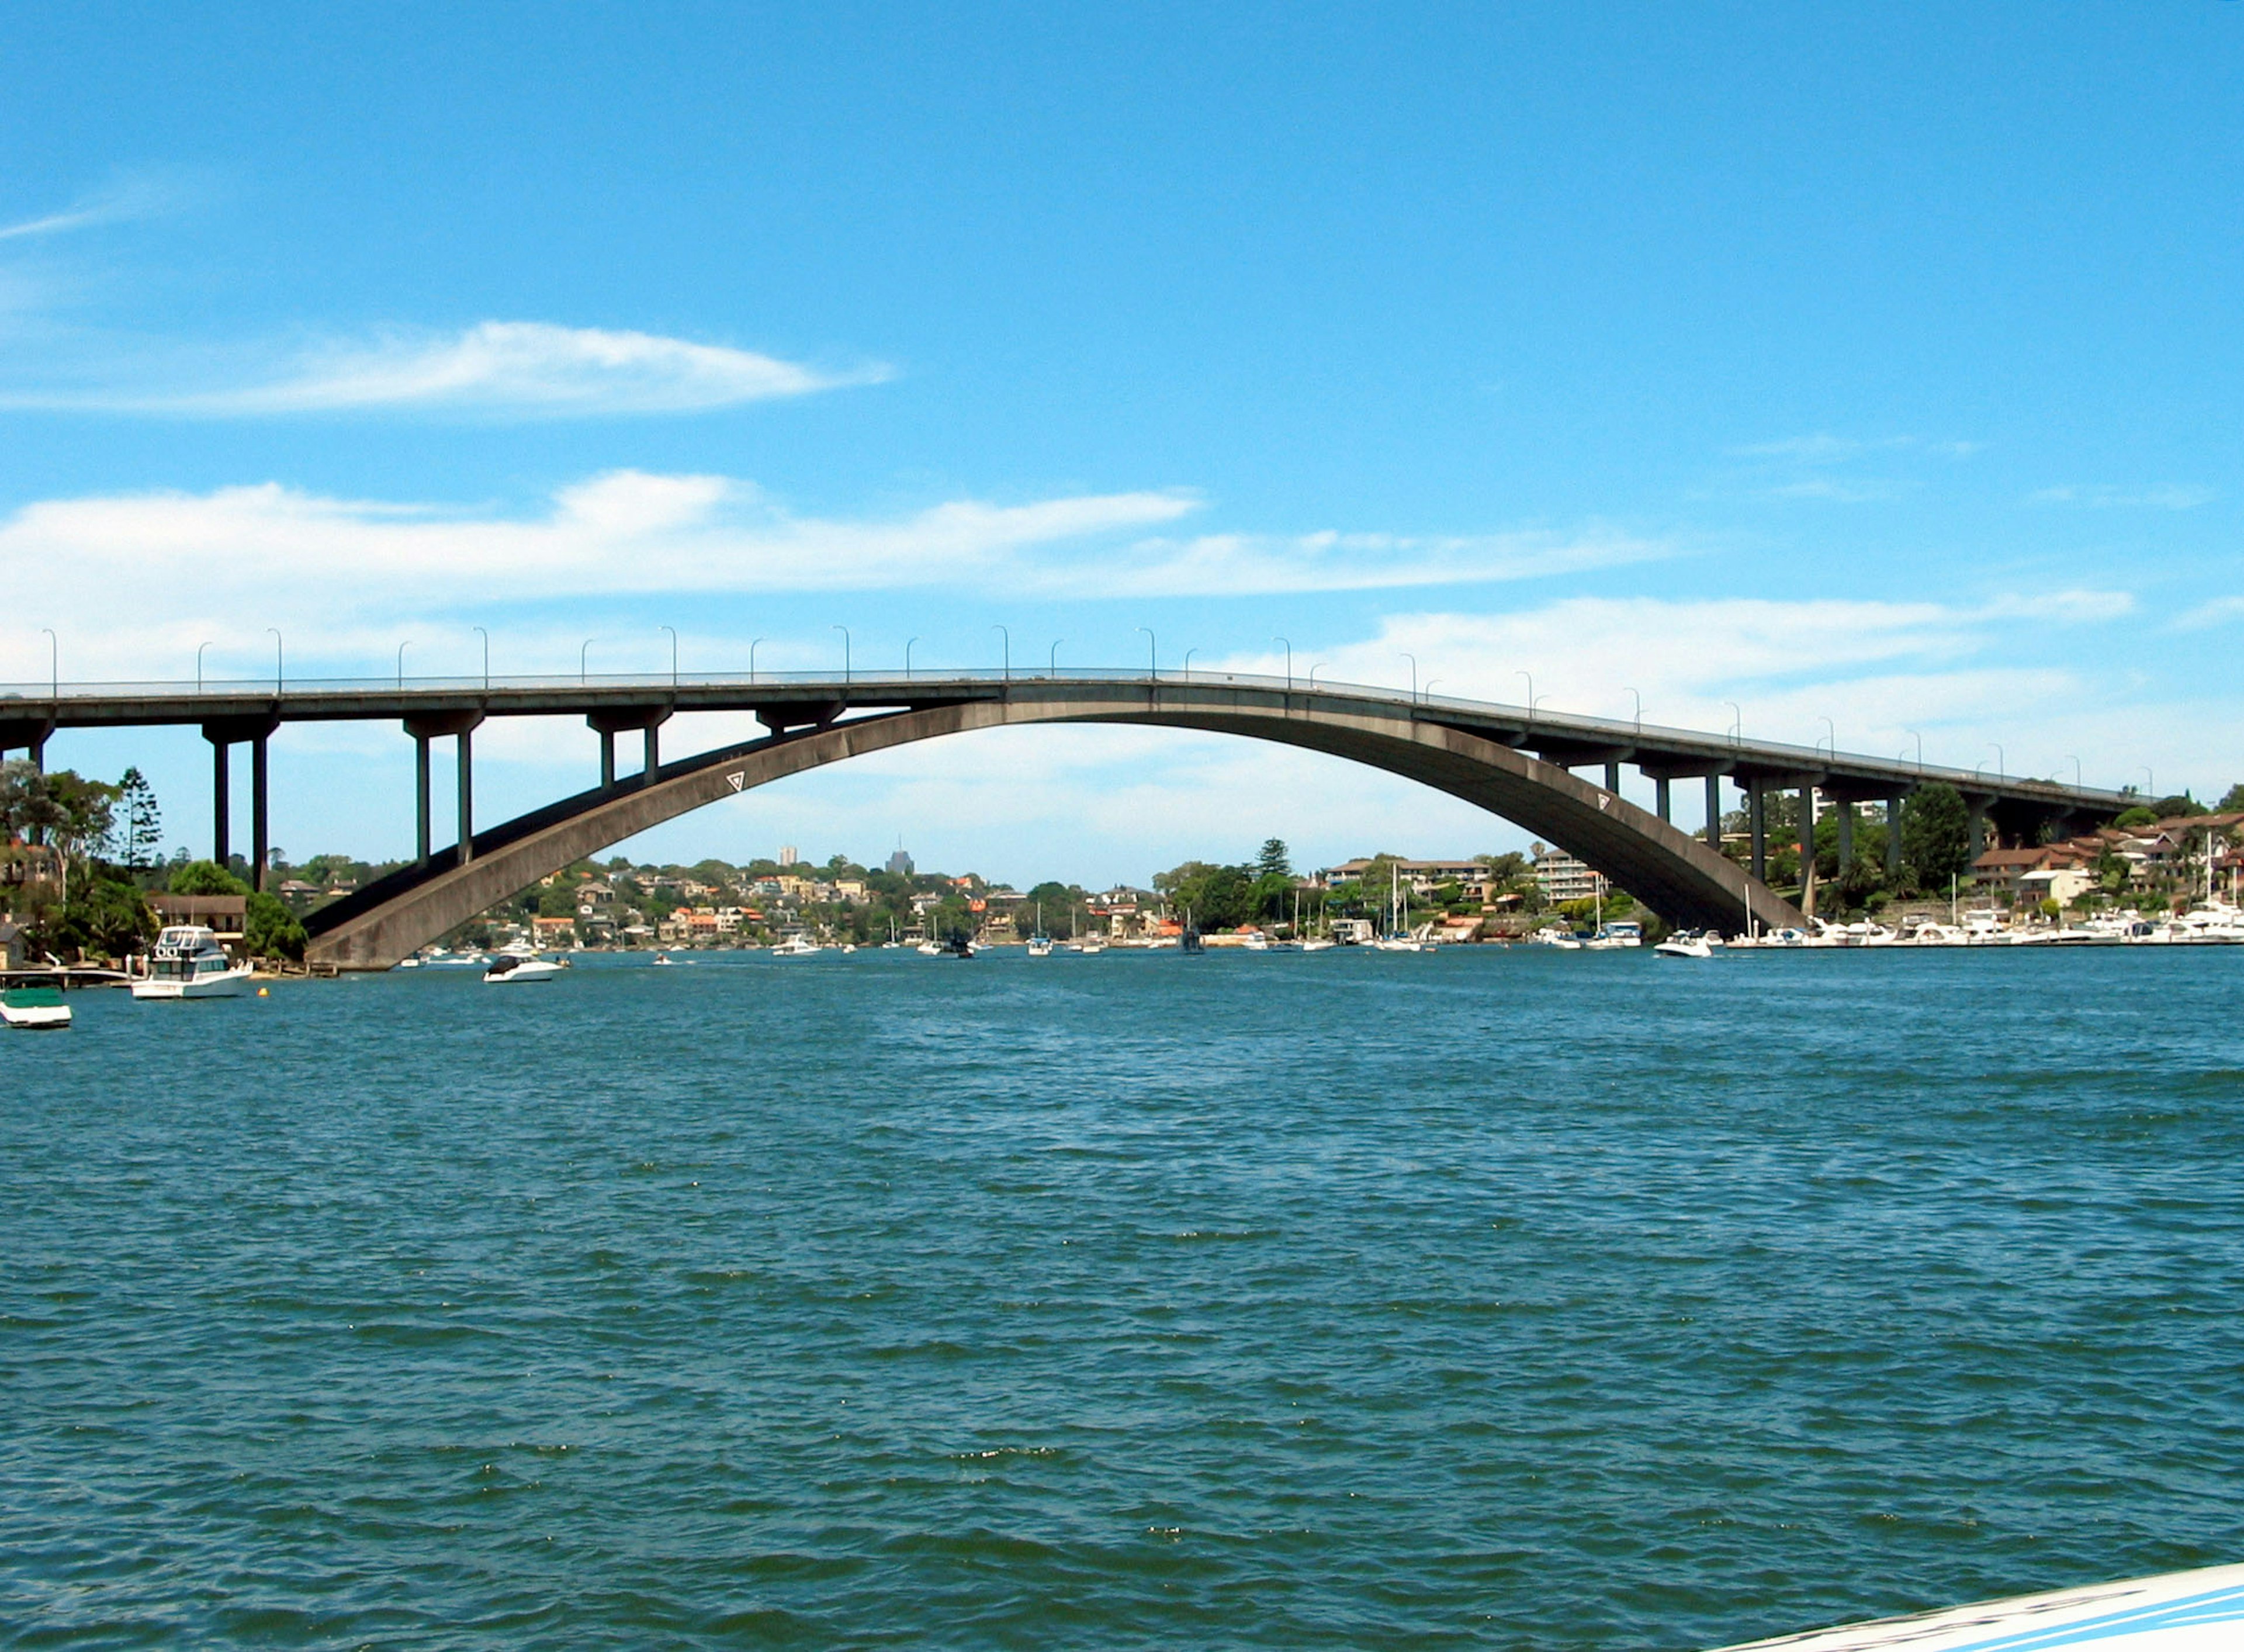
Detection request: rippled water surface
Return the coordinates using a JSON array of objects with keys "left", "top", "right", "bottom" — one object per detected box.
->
[{"left": 6, "top": 947, "right": 2242, "bottom": 1648}]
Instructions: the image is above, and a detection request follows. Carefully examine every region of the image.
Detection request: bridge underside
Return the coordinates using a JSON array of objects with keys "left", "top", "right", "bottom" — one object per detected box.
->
[{"left": 306, "top": 692, "right": 1807, "bottom": 968}]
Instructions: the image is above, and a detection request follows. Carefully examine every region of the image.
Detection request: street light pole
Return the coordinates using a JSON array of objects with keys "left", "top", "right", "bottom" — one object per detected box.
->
[
  {"left": 905, "top": 637, "right": 919, "bottom": 680},
  {"left": 661, "top": 625, "right": 678, "bottom": 688},
  {"left": 196, "top": 640, "right": 212, "bottom": 694},
  {"left": 41, "top": 628, "right": 57, "bottom": 698},
  {"left": 1905, "top": 728, "right": 1923, "bottom": 771},
  {"left": 1817, "top": 715, "right": 1836, "bottom": 759},
  {"left": 1049, "top": 639, "right": 1063, "bottom": 675},
  {"left": 1137, "top": 627, "right": 1155, "bottom": 680},
  {"left": 397, "top": 640, "right": 410, "bottom": 689},
  {"left": 1183, "top": 648, "right": 1197, "bottom": 677},
  {"left": 1989, "top": 742, "right": 2004, "bottom": 781},
  {"left": 1273, "top": 636, "right": 1291, "bottom": 690},
  {"left": 749, "top": 638, "right": 764, "bottom": 683},
  {"left": 833, "top": 624, "right": 850, "bottom": 683},
  {"left": 2068, "top": 754, "right": 2083, "bottom": 788},
  {"left": 992, "top": 624, "right": 1009, "bottom": 682},
  {"left": 1399, "top": 652, "right": 1417, "bottom": 702},
  {"left": 267, "top": 628, "right": 283, "bottom": 694},
  {"left": 1517, "top": 669, "right": 1535, "bottom": 725},
  {"left": 1307, "top": 663, "right": 1324, "bottom": 689},
  {"left": 580, "top": 639, "right": 593, "bottom": 685},
  {"left": 1724, "top": 701, "right": 1743, "bottom": 746},
  {"left": 1626, "top": 686, "right": 1643, "bottom": 735},
  {"left": 474, "top": 625, "right": 489, "bottom": 691}
]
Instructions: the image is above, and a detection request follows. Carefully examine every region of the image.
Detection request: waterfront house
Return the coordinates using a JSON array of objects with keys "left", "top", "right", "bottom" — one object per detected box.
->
[{"left": 147, "top": 893, "right": 247, "bottom": 947}]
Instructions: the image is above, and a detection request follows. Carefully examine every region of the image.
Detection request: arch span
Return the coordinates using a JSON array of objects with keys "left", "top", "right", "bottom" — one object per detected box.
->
[{"left": 306, "top": 687, "right": 1805, "bottom": 967}]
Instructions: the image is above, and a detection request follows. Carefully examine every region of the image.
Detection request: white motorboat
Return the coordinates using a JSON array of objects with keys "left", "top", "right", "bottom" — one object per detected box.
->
[
  {"left": 1241, "top": 930, "right": 1270, "bottom": 951},
  {"left": 1653, "top": 931, "right": 1714, "bottom": 960},
  {"left": 1527, "top": 926, "right": 1582, "bottom": 951},
  {"left": 771, "top": 934, "right": 823, "bottom": 957},
  {"left": 651, "top": 951, "right": 677, "bottom": 966},
  {"left": 2, "top": 986, "right": 71, "bottom": 1029},
  {"left": 1706, "top": 1560, "right": 2244, "bottom": 1651},
  {"left": 483, "top": 953, "right": 565, "bottom": 983},
  {"left": 131, "top": 926, "right": 254, "bottom": 1000},
  {"left": 1299, "top": 937, "right": 1336, "bottom": 953}
]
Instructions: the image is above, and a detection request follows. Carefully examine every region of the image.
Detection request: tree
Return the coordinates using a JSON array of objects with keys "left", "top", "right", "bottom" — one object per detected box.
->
[
  {"left": 0, "top": 760, "right": 67, "bottom": 844},
  {"left": 2149, "top": 794, "right": 2203, "bottom": 820},
  {"left": 245, "top": 890, "right": 307, "bottom": 961},
  {"left": 57, "top": 876, "right": 155, "bottom": 958},
  {"left": 2113, "top": 806, "right": 2159, "bottom": 830},
  {"left": 2220, "top": 783, "right": 2244, "bottom": 814},
  {"left": 117, "top": 767, "right": 163, "bottom": 873},
  {"left": 1901, "top": 783, "right": 1972, "bottom": 889},
  {"left": 170, "top": 860, "right": 250, "bottom": 896},
  {"left": 1255, "top": 838, "right": 1291, "bottom": 879}
]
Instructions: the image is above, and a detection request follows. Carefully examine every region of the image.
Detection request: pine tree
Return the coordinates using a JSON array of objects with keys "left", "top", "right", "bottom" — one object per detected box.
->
[{"left": 118, "top": 767, "right": 163, "bottom": 873}]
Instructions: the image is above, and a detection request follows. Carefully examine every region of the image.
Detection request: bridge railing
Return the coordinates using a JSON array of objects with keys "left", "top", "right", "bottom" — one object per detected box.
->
[{"left": 0, "top": 666, "right": 2128, "bottom": 802}]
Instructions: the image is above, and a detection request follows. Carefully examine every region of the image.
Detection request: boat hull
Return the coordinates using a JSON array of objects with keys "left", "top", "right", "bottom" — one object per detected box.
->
[{"left": 130, "top": 971, "right": 252, "bottom": 1000}]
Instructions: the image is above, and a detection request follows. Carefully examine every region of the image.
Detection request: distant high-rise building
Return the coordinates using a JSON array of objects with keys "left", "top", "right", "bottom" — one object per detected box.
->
[
  {"left": 778, "top": 845, "right": 799, "bottom": 867},
  {"left": 886, "top": 848, "right": 914, "bottom": 876}
]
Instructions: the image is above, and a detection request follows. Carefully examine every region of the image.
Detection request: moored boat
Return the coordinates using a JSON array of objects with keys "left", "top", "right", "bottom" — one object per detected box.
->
[
  {"left": 131, "top": 926, "right": 254, "bottom": 1000},
  {"left": 1, "top": 986, "right": 71, "bottom": 1029},
  {"left": 483, "top": 953, "right": 566, "bottom": 983}
]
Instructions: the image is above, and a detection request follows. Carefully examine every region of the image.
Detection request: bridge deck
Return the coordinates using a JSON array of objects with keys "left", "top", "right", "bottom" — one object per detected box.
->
[{"left": 0, "top": 667, "right": 2131, "bottom": 812}]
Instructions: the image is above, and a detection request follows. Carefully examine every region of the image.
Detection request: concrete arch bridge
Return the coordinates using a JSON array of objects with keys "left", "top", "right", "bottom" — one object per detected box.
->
[{"left": 0, "top": 670, "right": 2131, "bottom": 969}]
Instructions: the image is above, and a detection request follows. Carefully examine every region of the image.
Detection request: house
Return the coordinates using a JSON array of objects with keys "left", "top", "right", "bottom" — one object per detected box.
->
[
  {"left": 147, "top": 893, "right": 247, "bottom": 945},
  {"left": 2018, "top": 867, "right": 2095, "bottom": 907},
  {"left": 1532, "top": 849, "right": 1605, "bottom": 905},
  {"left": 1320, "top": 857, "right": 1491, "bottom": 895},
  {"left": 1971, "top": 846, "right": 2061, "bottom": 896},
  {"left": 532, "top": 915, "right": 577, "bottom": 946}
]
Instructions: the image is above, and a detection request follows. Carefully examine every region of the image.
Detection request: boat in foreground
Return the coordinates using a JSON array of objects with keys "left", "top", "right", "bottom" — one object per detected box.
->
[
  {"left": 1, "top": 986, "right": 71, "bottom": 1029},
  {"left": 1709, "top": 1561, "right": 2244, "bottom": 1650},
  {"left": 1654, "top": 931, "right": 1715, "bottom": 960},
  {"left": 131, "top": 926, "right": 254, "bottom": 1000},
  {"left": 483, "top": 953, "right": 566, "bottom": 983}
]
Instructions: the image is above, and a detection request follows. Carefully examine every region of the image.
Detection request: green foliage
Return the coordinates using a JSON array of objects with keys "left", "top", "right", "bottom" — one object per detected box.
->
[
  {"left": 1152, "top": 860, "right": 1257, "bottom": 929},
  {"left": 58, "top": 877, "right": 155, "bottom": 957},
  {"left": 2150, "top": 795, "right": 2203, "bottom": 819},
  {"left": 2113, "top": 806, "right": 2159, "bottom": 829},
  {"left": 1255, "top": 839, "right": 1291, "bottom": 879},
  {"left": 169, "top": 859, "right": 250, "bottom": 896},
  {"left": 1901, "top": 783, "right": 1972, "bottom": 888},
  {"left": 2220, "top": 783, "right": 2244, "bottom": 814},
  {"left": 245, "top": 891, "right": 307, "bottom": 961}
]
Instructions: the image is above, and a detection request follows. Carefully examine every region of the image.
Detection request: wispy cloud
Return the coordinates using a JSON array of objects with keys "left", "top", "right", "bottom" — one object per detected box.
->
[
  {"left": 2174, "top": 595, "right": 2244, "bottom": 631},
  {"left": 0, "top": 170, "right": 206, "bottom": 241},
  {"left": 1712, "top": 432, "right": 1975, "bottom": 505},
  {"left": 0, "top": 472, "right": 1662, "bottom": 678},
  {"left": 0, "top": 321, "right": 886, "bottom": 417},
  {"left": 2027, "top": 483, "right": 2214, "bottom": 510}
]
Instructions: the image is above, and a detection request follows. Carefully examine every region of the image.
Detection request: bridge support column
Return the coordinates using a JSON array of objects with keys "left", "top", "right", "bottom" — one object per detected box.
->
[
  {"left": 456, "top": 728, "right": 475, "bottom": 865},
  {"left": 1835, "top": 800, "right": 1854, "bottom": 872},
  {"left": 415, "top": 736, "right": 432, "bottom": 864},
  {"left": 209, "top": 735, "right": 231, "bottom": 867},
  {"left": 251, "top": 733, "right": 270, "bottom": 892},
  {"left": 1888, "top": 796, "right": 1906, "bottom": 880},
  {"left": 1655, "top": 776, "right": 1671, "bottom": 822},
  {"left": 1968, "top": 796, "right": 1989, "bottom": 863},
  {"left": 404, "top": 711, "right": 486, "bottom": 868},
  {"left": 1604, "top": 760, "right": 1620, "bottom": 794},
  {"left": 587, "top": 708, "right": 671, "bottom": 789},
  {"left": 1748, "top": 784, "right": 1766, "bottom": 880},
  {"left": 1706, "top": 775, "right": 1722, "bottom": 851},
  {"left": 1799, "top": 786, "right": 1817, "bottom": 914}
]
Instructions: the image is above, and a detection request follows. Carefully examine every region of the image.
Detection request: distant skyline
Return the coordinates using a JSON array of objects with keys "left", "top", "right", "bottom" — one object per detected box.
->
[{"left": 5, "top": 6, "right": 2238, "bottom": 888}]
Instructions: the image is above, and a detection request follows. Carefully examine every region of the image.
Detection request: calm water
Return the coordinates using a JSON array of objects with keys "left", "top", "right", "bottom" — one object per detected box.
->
[{"left": 5, "top": 948, "right": 2242, "bottom": 1648}]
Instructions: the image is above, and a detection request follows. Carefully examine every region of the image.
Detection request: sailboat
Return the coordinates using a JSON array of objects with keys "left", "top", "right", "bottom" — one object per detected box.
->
[
  {"left": 1027, "top": 902, "right": 1055, "bottom": 957},
  {"left": 1374, "top": 863, "right": 1424, "bottom": 951}
]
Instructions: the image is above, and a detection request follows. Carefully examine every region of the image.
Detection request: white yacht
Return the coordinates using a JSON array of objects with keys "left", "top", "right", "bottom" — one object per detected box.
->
[
  {"left": 771, "top": 933, "right": 824, "bottom": 957},
  {"left": 484, "top": 953, "right": 566, "bottom": 983},
  {"left": 1653, "top": 931, "right": 1715, "bottom": 960},
  {"left": 131, "top": 926, "right": 255, "bottom": 1000},
  {"left": 1527, "top": 926, "right": 1582, "bottom": 951}
]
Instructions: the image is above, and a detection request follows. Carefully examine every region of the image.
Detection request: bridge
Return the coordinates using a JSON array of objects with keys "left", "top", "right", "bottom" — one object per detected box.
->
[{"left": 1, "top": 667, "right": 2132, "bottom": 968}]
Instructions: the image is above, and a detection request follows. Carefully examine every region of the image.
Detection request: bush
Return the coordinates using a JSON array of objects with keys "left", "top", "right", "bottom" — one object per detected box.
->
[
  {"left": 245, "top": 891, "right": 307, "bottom": 961},
  {"left": 170, "top": 859, "right": 251, "bottom": 896}
]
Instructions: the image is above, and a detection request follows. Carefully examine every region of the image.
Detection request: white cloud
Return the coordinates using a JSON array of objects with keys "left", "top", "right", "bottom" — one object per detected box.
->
[
  {"left": 0, "top": 473, "right": 1671, "bottom": 680},
  {"left": 0, "top": 321, "right": 883, "bottom": 416},
  {"left": 2175, "top": 595, "right": 2244, "bottom": 631},
  {"left": 2027, "top": 483, "right": 2214, "bottom": 510}
]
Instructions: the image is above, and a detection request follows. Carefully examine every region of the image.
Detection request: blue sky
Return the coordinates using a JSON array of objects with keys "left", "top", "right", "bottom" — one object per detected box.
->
[{"left": 4, "top": 5, "right": 2238, "bottom": 884}]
